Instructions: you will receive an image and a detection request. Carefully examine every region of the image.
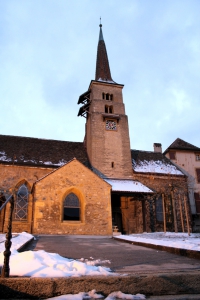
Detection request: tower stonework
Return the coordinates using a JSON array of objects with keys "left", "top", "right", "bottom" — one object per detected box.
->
[{"left": 78, "top": 24, "right": 133, "bottom": 179}]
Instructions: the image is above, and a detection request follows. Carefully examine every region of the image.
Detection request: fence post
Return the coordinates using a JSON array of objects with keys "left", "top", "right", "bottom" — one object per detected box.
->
[{"left": 1, "top": 195, "right": 14, "bottom": 278}]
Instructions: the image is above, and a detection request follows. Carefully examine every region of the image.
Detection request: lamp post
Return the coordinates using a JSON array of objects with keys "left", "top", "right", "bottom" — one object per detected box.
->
[{"left": 1, "top": 195, "right": 14, "bottom": 278}]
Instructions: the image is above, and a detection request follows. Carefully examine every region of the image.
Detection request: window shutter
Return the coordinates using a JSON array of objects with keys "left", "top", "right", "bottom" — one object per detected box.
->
[
  {"left": 196, "top": 169, "right": 200, "bottom": 183},
  {"left": 194, "top": 193, "right": 200, "bottom": 214},
  {"left": 169, "top": 151, "right": 176, "bottom": 160}
]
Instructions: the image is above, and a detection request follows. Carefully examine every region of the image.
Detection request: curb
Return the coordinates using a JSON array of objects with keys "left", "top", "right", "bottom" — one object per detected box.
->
[
  {"left": 113, "top": 237, "right": 200, "bottom": 259},
  {"left": 1, "top": 273, "right": 200, "bottom": 299}
]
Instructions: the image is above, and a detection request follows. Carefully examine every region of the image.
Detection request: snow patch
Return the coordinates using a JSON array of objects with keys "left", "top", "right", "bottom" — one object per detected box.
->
[
  {"left": 115, "top": 232, "right": 200, "bottom": 251},
  {"left": 45, "top": 289, "right": 146, "bottom": 300},
  {"left": 132, "top": 159, "right": 183, "bottom": 175},
  {"left": 97, "top": 78, "right": 115, "bottom": 84},
  {"left": 0, "top": 248, "right": 114, "bottom": 277},
  {"left": 0, "top": 151, "right": 12, "bottom": 162},
  {"left": 105, "top": 179, "right": 153, "bottom": 193},
  {"left": 0, "top": 231, "right": 33, "bottom": 253}
]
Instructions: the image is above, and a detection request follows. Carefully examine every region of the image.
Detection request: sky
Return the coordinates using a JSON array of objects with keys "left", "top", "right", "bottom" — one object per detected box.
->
[{"left": 0, "top": 0, "right": 199, "bottom": 152}]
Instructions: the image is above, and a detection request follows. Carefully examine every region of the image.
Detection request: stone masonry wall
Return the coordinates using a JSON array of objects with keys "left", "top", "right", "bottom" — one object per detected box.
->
[
  {"left": 132, "top": 172, "right": 192, "bottom": 233},
  {"left": 86, "top": 81, "right": 133, "bottom": 179},
  {"left": 33, "top": 159, "right": 113, "bottom": 235},
  {"left": 0, "top": 164, "right": 54, "bottom": 233}
]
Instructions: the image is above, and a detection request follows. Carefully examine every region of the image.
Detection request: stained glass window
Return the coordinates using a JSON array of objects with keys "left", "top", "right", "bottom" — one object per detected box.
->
[
  {"left": 14, "top": 184, "right": 28, "bottom": 220},
  {"left": 63, "top": 193, "right": 80, "bottom": 221},
  {"left": 106, "top": 120, "right": 117, "bottom": 130}
]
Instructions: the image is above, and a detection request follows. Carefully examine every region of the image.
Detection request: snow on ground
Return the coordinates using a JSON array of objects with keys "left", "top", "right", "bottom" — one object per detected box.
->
[
  {"left": 0, "top": 232, "right": 114, "bottom": 277},
  {"left": 79, "top": 257, "right": 111, "bottom": 266},
  {"left": 0, "top": 249, "right": 114, "bottom": 277},
  {"left": 45, "top": 290, "right": 145, "bottom": 300},
  {"left": 0, "top": 231, "right": 33, "bottom": 252},
  {"left": 2, "top": 231, "right": 200, "bottom": 299},
  {"left": 115, "top": 232, "right": 200, "bottom": 251}
]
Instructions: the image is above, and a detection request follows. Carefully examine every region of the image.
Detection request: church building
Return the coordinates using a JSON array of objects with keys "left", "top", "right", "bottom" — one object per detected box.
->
[{"left": 0, "top": 24, "right": 191, "bottom": 235}]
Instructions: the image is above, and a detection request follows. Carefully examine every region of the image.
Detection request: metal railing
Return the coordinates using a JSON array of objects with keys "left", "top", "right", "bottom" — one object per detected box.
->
[{"left": 0, "top": 193, "right": 14, "bottom": 278}]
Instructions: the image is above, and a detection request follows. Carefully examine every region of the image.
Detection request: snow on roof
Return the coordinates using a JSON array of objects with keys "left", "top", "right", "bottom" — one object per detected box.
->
[
  {"left": 97, "top": 78, "right": 116, "bottom": 84},
  {"left": 0, "top": 134, "right": 90, "bottom": 168},
  {"left": 104, "top": 179, "right": 153, "bottom": 193},
  {"left": 132, "top": 159, "right": 183, "bottom": 175}
]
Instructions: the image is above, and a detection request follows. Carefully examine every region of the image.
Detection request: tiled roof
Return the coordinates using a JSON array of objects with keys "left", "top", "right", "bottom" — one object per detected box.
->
[
  {"left": 0, "top": 134, "right": 90, "bottom": 168},
  {"left": 131, "top": 149, "right": 183, "bottom": 175},
  {"left": 163, "top": 138, "right": 200, "bottom": 153}
]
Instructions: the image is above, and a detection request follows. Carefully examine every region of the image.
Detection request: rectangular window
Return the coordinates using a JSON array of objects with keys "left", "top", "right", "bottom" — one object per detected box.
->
[
  {"left": 194, "top": 193, "right": 200, "bottom": 214},
  {"left": 196, "top": 169, "right": 200, "bottom": 183},
  {"left": 169, "top": 151, "right": 176, "bottom": 160},
  {"left": 196, "top": 154, "right": 200, "bottom": 161},
  {"left": 156, "top": 196, "right": 163, "bottom": 222}
]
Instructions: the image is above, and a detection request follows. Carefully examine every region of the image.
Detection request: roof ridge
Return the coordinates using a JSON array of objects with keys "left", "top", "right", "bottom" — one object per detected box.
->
[{"left": 164, "top": 138, "right": 200, "bottom": 153}]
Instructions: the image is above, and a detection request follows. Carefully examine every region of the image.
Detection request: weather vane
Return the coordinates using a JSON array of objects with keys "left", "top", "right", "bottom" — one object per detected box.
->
[{"left": 99, "top": 17, "right": 102, "bottom": 27}]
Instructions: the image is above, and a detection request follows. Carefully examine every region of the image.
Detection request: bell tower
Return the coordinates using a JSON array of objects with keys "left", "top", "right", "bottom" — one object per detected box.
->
[{"left": 78, "top": 23, "right": 133, "bottom": 179}]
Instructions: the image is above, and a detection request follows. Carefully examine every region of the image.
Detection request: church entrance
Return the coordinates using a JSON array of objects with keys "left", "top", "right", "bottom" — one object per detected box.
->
[
  {"left": 111, "top": 192, "right": 145, "bottom": 234},
  {"left": 111, "top": 194, "right": 123, "bottom": 234}
]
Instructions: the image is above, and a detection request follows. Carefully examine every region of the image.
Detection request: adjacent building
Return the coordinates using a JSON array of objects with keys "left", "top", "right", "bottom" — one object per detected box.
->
[{"left": 164, "top": 138, "right": 200, "bottom": 232}]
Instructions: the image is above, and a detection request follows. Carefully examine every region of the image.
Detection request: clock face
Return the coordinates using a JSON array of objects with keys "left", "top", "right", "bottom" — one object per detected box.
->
[{"left": 106, "top": 120, "right": 117, "bottom": 130}]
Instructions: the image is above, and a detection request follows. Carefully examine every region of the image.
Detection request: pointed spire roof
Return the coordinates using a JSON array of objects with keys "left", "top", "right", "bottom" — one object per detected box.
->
[{"left": 95, "top": 22, "right": 115, "bottom": 83}]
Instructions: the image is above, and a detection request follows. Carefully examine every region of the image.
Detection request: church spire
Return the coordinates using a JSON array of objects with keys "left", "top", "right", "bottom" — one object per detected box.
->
[{"left": 95, "top": 22, "right": 114, "bottom": 83}]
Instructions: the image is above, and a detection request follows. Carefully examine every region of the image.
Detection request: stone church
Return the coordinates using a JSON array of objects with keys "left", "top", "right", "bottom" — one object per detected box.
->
[{"left": 0, "top": 25, "right": 191, "bottom": 235}]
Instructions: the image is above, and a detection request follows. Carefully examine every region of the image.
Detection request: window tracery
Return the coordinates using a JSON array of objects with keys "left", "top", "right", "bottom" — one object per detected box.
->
[
  {"left": 14, "top": 184, "right": 28, "bottom": 220},
  {"left": 63, "top": 193, "right": 80, "bottom": 221}
]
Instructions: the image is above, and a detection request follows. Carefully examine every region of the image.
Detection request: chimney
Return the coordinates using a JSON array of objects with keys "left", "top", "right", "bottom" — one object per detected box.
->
[{"left": 153, "top": 143, "right": 162, "bottom": 153}]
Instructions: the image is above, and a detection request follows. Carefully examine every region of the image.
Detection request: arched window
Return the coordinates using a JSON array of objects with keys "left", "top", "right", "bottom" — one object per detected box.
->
[
  {"left": 63, "top": 193, "right": 80, "bottom": 221},
  {"left": 110, "top": 94, "right": 113, "bottom": 101},
  {"left": 102, "top": 93, "right": 105, "bottom": 99},
  {"left": 14, "top": 184, "right": 28, "bottom": 220},
  {"left": 106, "top": 93, "right": 109, "bottom": 100}
]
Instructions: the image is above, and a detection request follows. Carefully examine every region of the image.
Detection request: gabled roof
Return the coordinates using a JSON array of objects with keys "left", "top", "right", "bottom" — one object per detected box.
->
[
  {"left": 131, "top": 150, "right": 183, "bottom": 175},
  {"left": 35, "top": 158, "right": 110, "bottom": 188},
  {"left": 0, "top": 134, "right": 90, "bottom": 168},
  {"left": 163, "top": 138, "right": 200, "bottom": 154}
]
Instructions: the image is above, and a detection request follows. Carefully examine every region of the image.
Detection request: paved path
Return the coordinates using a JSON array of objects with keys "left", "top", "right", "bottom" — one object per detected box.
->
[{"left": 23, "top": 235, "right": 200, "bottom": 275}]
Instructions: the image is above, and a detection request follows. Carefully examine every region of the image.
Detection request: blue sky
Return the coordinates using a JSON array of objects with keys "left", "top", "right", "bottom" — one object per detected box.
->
[{"left": 0, "top": 0, "right": 199, "bottom": 152}]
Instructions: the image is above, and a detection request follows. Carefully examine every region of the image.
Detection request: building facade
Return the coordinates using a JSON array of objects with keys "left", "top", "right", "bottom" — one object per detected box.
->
[
  {"left": 164, "top": 138, "right": 200, "bottom": 232},
  {"left": 0, "top": 25, "right": 192, "bottom": 235}
]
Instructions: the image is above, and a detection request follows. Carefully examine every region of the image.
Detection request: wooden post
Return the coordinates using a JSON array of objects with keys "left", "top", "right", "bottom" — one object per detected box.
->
[
  {"left": 184, "top": 195, "right": 190, "bottom": 236},
  {"left": 162, "top": 194, "right": 166, "bottom": 233},
  {"left": 171, "top": 191, "right": 178, "bottom": 233},
  {"left": 1, "top": 196, "right": 14, "bottom": 278},
  {"left": 179, "top": 194, "right": 184, "bottom": 232}
]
